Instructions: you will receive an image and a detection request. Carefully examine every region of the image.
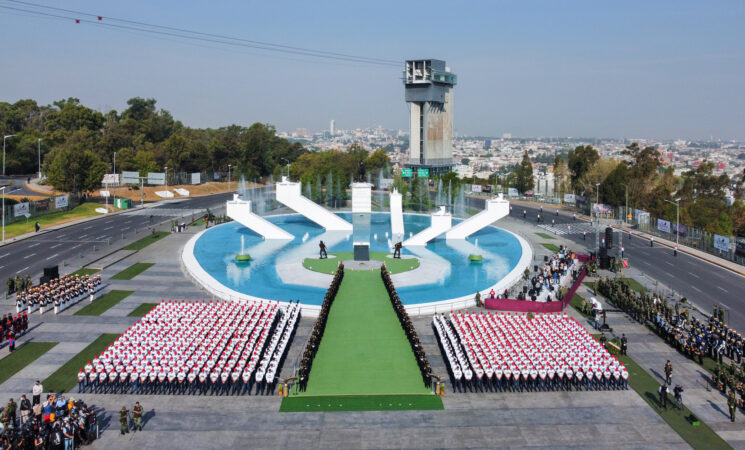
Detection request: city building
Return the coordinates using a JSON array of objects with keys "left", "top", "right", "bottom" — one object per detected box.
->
[
  {"left": 404, "top": 59, "right": 457, "bottom": 175},
  {"left": 330, "top": 119, "right": 335, "bottom": 136}
]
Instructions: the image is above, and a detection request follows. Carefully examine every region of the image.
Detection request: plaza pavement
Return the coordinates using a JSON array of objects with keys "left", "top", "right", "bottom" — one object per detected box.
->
[{"left": 0, "top": 216, "right": 711, "bottom": 449}]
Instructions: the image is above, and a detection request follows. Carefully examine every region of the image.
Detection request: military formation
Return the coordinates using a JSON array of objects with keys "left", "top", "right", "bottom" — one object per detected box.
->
[
  {"left": 16, "top": 274, "right": 102, "bottom": 313},
  {"left": 381, "top": 264, "right": 432, "bottom": 388},
  {"left": 1, "top": 312, "right": 28, "bottom": 346},
  {"left": 298, "top": 263, "right": 344, "bottom": 392}
]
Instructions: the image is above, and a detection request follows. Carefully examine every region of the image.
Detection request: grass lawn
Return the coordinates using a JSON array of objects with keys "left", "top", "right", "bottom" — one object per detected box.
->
[
  {"left": 540, "top": 243, "right": 561, "bottom": 253},
  {"left": 0, "top": 203, "right": 106, "bottom": 239},
  {"left": 303, "top": 251, "right": 420, "bottom": 275},
  {"left": 122, "top": 232, "right": 169, "bottom": 251},
  {"left": 74, "top": 290, "right": 133, "bottom": 316},
  {"left": 188, "top": 217, "right": 206, "bottom": 227},
  {"left": 69, "top": 267, "right": 100, "bottom": 277},
  {"left": 43, "top": 334, "right": 120, "bottom": 393},
  {"left": 281, "top": 394, "right": 443, "bottom": 412},
  {"left": 298, "top": 271, "right": 432, "bottom": 397},
  {"left": 111, "top": 262, "right": 154, "bottom": 280},
  {"left": 128, "top": 302, "right": 158, "bottom": 317},
  {"left": 619, "top": 354, "right": 730, "bottom": 449},
  {"left": 569, "top": 293, "right": 591, "bottom": 318},
  {"left": 0, "top": 342, "right": 58, "bottom": 385},
  {"left": 536, "top": 232, "right": 557, "bottom": 240}
]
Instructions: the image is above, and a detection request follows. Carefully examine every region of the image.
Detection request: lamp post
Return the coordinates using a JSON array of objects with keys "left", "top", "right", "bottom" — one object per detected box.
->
[
  {"left": 595, "top": 182, "right": 600, "bottom": 252},
  {"left": 280, "top": 158, "right": 290, "bottom": 179},
  {"left": 164, "top": 166, "right": 168, "bottom": 192},
  {"left": 665, "top": 198, "right": 680, "bottom": 255},
  {"left": 3, "top": 134, "right": 16, "bottom": 176},
  {"left": 113, "top": 152, "right": 117, "bottom": 206},
  {"left": 37, "top": 138, "right": 42, "bottom": 179},
  {"left": 1, "top": 186, "right": 5, "bottom": 242},
  {"left": 228, "top": 164, "right": 232, "bottom": 192},
  {"left": 620, "top": 183, "right": 629, "bottom": 225}
]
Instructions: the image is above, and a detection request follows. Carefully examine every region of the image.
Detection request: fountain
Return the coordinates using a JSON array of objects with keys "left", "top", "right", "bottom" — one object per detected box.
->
[
  {"left": 469, "top": 237, "right": 483, "bottom": 262},
  {"left": 235, "top": 235, "right": 251, "bottom": 262}
]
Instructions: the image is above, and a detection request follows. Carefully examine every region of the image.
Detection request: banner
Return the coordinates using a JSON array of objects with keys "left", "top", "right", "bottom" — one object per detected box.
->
[
  {"left": 657, "top": 219, "right": 671, "bottom": 233},
  {"left": 147, "top": 172, "right": 166, "bottom": 185},
  {"left": 563, "top": 193, "right": 576, "bottom": 203},
  {"left": 13, "top": 202, "right": 29, "bottom": 217},
  {"left": 736, "top": 240, "right": 745, "bottom": 258},
  {"left": 35, "top": 199, "right": 49, "bottom": 212},
  {"left": 55, "top": 195, "right": 69, "bottom": 209},
  {"left": 471, "top": 184, "right": 483, "bottom": 193},
  {"left": 190, "top": 172, "right": 201, "bottom": 185},
  {"left": 101, "top": 173, "right": 119, "bottom": 185},
  {"left": 575, "top": 195, "right": 587, "bottom": 204},
  {"left": 121, "top": 171, "right": 140, "bottom": 184},
  {"left": 714, "top": 234, "right": 730, "bottom": 252},
  {"left": 507, "top": 188, "right": 518, "bottom": 197},
  {"left": 592, "top": 203, "right": 612, "bottom": 214},
  {"left": 673, "top": 223, "right": 688, "bottom": 238}
]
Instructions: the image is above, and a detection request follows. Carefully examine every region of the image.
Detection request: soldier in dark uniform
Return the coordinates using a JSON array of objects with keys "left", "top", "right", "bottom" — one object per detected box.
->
[
  {"left": 664, "top": 360, "right": 673, "bottom": 385},
  {"left": 319, "top": 241, "right": 327, "bottom": 259},
  {"left": 119, "top": 407, "right": 129, "bottom": 435},
  {"left": 132, "top": 402, "right": 143, "bottom": 431},
  {"left": 728, "top": 390, "right": 737, "bottom": 422},
  {"left": 620, "top": 334, "right": 628, "bottom": 355},
  {"left": 393, "top": 242, "right": 402, "bottom": 259}
]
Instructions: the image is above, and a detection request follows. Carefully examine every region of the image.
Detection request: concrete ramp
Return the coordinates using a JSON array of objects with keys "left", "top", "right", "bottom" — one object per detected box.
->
[
  {"left": 226, "top": 194, "right": 293, "bottom": 240},
  {"left": 276, "top": 177, "right": 352, "bottom": 231},
  {"left": 390, "top": 189, "right": 404, "bottom": 241},
  {"left": 403, "top": 206, "right": 452, "bottom": 247},
  {"left": 446, "top": 194, "right": 509, "bottom": 240}
]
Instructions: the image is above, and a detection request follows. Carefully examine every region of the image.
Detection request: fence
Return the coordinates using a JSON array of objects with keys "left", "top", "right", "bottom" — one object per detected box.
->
[
  {"left": 0, "top": 195, "right": 80, "bottom": 226},
  {"left": 484, "top": 265, "right": 587, "bottom": 313}
]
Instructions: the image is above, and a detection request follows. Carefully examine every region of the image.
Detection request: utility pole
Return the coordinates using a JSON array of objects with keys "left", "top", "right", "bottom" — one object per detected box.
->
[
  {"left": 1, "top": 186, "right": 5, "bottom": 242},
  {"left": 228, "top": 164, "right": 232, "bottom": 192},
  {"left": 38, "top": 138, "right": 42, "bottom": 179},
  {"left": 3, "top": 134, "right": 16, "bottom": 176},
  {"left": 665, "top": 198, "right": 680, "bottom": 254},
  {"left": 595, "top": 182, "right": 600, "bottom": 253}
]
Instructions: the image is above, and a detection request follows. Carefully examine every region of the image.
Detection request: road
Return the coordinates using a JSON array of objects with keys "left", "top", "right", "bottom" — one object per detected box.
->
[
  {"left": 483, "top": 198, "right": 745, "bottom": 331},
  {"left": 0, "top": 191, "right": 237, "bottom": 285},
  {"left": 0, "top": 175, "right": 38, "bottom": 197}
]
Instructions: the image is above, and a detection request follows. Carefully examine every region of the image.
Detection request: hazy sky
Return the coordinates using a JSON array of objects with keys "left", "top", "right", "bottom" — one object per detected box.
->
[{"left": 1, "top": 0, "right": 744, "bottom": 140}]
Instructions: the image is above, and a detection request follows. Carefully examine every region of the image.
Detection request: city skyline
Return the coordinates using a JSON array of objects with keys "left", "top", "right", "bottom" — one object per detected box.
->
[{"left": 1, "top": 0, "right": 744, "bottom": 140}]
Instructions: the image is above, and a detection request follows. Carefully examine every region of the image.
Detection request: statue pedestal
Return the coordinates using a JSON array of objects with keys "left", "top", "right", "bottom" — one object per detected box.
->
[{"left": 354, "top": 244, "right": 370, "bottom": 261}]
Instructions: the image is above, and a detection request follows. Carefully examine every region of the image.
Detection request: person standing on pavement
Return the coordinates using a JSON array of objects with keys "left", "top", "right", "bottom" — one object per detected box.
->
[
  {"left": 728, "top": 390, "right": 737, "bottom": 422},
  {"left": 664, "top": 360, "right": 673, "bottom": 384},
  {"left": 31, "top": 380, "right": 42, "bottom": 406},
  {"left": 19, "top": 395, "right": 30, "bottom": 425},
  {"left": 658, "top": 383, "right": 668, "bottom": 409},
  {"left": 119, "top": 407, "right": 129, "bottom": 435},
  {"left": 620, "top": 334, "right": 628, "bottom": 355},
  {"left": 132, "top": 402, "right": 143, "bottom": 431}
]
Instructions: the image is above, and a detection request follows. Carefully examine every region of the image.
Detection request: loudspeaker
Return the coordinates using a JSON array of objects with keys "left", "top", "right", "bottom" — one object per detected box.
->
[
  {"left": 534, "top": 265, "right": 538, "bottom": 272},
  {"left": 43, "top": 265, "right": 59, "bottom": 279},
  {"left": 523, "top": 286, "right": 528, "bottom": 294},
  {"left": 39, "top": 275, "right": 52, "bottom": 286},
  {"left": 605, "top": 227, "right": 613, "bottom": 249},
  {"left": 544, "top": 255, "right": 549, "bottom": 262},
  {"left": 598, "top": 247, "right": 610, "bottom": 269}
]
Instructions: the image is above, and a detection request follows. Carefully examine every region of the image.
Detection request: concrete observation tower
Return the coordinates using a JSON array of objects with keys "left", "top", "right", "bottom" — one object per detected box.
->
[{"left": 404, "top": 59, "right": 457, "bottom": 176}]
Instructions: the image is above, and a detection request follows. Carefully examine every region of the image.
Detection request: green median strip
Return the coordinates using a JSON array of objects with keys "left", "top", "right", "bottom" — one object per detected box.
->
[
  {"left": 302, "top": 251, "right": 419, "bottom": 275},
  {"left": 280, "top": 394, "right": 443, "bottom": 412},
  {"left": 70, "top": 267, "right": 100, "bottom": 277},
  {"left": 122, "top": 231, "right": 169, "bottom": 251},
  {"left": 535, "top": 232, "right": 557, "bottom": 240},
  {"left": 540, "top": 243, "right": 560, "bottom": 252},
  {"left": 111, "top": 262, "right": 154, "bottom": 280},
  {"left": 619, "top": 354, "right": 730, "bottom": 449},
  {"left": 128, "top": 303, "right": 158, "bottom": 317},
  {"left": 0, "top": 342, "right": 58, "bottom": 385},
  {"left": 43, "top": 334, "right": 120, "bottom": 393},
  {"left": 74, "top": 290, "right": 134, "bottom": 316}
]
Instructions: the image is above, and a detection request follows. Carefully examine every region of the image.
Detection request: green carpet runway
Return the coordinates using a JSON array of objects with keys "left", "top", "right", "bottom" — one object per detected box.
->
[{"left": 282, "top": 270, "right": 443, "bottom": 412}]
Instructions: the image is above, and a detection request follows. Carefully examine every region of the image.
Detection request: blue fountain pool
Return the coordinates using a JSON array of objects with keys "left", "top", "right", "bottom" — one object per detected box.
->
[{"left": 191, "top": 213, "right": 524, "bottom": 306}]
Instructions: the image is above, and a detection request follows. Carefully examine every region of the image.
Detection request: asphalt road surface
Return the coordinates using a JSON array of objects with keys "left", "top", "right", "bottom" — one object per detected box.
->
[
  {"left": 498, "top": 199, "right": 745, "bottom": 331},
  {"left": 0, "top": 175, "right": 38, "bottom": 197}
]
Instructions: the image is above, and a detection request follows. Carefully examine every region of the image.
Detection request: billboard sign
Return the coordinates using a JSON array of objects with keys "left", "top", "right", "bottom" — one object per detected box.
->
[
  {"left": 190, "top": 172, "right": 201, "bottom": 185},
  {"left": 147, "top": 172, "right": 166, "bottom": 185},
  {"left": 55, "top": 195, "right": 69, "bottom": 209},
  {"left": 121, "top": 171, "right": 140, "bottom": 184},
  {"left": 507, "top": 188, "right": 518, "bottom": 197},
  {"left": 714, "top": 234, "right": 730, "bottom": 252},
  {"left": 101, "top": 173, "right": 119, "bottom": 185},
  {"left": 401, "top": 168, "right": 413, "bottom": 178},
  {"left": 657, "top": 219, "right": 671, "bottom": 233},
  {"left": 471, "top": 184, "right": 483, "bottom": 193},
  {"left": 563, "top": 193, "right": 576, "bottom": 203},
  {"left": 673, "top": 223, "right": 688, "bottom": 238},
  {"left": 736, "top": 240, "right": 745, "bottom": 258},
  {"left": 13, "top": 202, "right": 29, "bottom": 217},
  {"left": 35, "top": 199, "right": 49, "bottom": 211},
  {"left": 416, "top": 168, "right": 429, "bottom": 177},
  {"left": 592, "top": 203, "right": 612, "bottom": 214}
]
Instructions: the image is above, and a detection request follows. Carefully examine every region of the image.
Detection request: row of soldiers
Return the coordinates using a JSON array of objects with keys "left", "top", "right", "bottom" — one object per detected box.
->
[
  {"left": 1, "top": 313, "right": 28, "bottom": 344},
  {"left": 5, "top": 275, "right": 32, "bottom": 296},
  {"left": 712, "top": 361, "right": 745, "bottom": 411},
  {"left": 381, "top": 264, "right": 432, "bottom": 388},
  {"left": 16, "top": 274, "right": 102, "bottom": 311},
  {"left": 297, "top": 263, "right": 344, "bottom": 392},
  {"left": 80, "top": 369, "right": 268, "bottom": 396}
]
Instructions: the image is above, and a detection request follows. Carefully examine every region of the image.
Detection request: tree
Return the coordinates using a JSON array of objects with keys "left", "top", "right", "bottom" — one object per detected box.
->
[
  {"left": 461, "top": 157, "right": 470, "bottom": 165},
  {"left": 364, "top": 149, "right": 390, "bottom": 175},
  {"left": 44, "top": 146, "right": 106, "bottom": 194},
  {"left": 553, "top": 156, "right": 570, "bottom": 197},
  {"left": 567, "top": 145, "right": 599, "bottom": 190},
  {"left": 514, "top": 150, "right": 534, "bottom": 193},
  {"left": 133, "top": 150, "right": 159, "bottom": 177}
]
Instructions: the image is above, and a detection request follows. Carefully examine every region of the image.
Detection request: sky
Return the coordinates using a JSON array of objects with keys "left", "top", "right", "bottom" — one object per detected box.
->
[{"left": 1, "top": 0, "right": 744, "bottom": 140}]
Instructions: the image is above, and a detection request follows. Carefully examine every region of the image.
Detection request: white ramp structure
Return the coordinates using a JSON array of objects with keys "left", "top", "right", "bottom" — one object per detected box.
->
[
  {"left": 446, "top": 193, "right": 509, "bottom": 240},
  {"left": 403, "top": 206, "right": 452, "bottom": 247},
  {"left": 390, "top": 188, "right": 404, "bottom": 241},
  {"left": 226, "top": 194, "right": 293, "bottom": 240},
  {"left": 275, "top": 177, "right": 352, "bottom": 231}
]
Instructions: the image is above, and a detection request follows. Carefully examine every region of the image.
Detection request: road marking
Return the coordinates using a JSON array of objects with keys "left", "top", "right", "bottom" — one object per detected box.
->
[
  {"left": 688, "top": 272, "right": 700, "bottom": 279},
  {"left": 0, "top": 253, "right": 9, "bottom": 258},
  {"left": 46, "top": 253, "right": 58, "bottom": 260},
  {"left": 23, "top": 253, "right": 36, "bottom": 259},
  {"left": 0, "top": 266, "right": 4, "bottom": 270},
  {"left": 639, "top": 261, "right": 650, "bottom": 265},
  {"left": 50, "top": 243, "right": 62, "bottom": 249},
  {"left": 665, "top": 261, "right": 674, "bottom": 266},
  {"left": 665, "top": 272, "right": 674, "bottom": 277},
  {"left": 84, "top": 226, "right": 93, "bottom": 230},
  {"left": 718, "top": 287, "right": 729, "bottom": 293},
  {"left": 79, "top": 234, "right": 88, "bottom": 239},
  {"left": 71, "top": 244, "right": 81, "bottom": 249},
  {"left": 56, "top": 234, "right": 66, "bottom": 239},
  {"left": 29, "top": 243, "right": 40, "bottom": 248},
  {"left": 103, "top": 226, "right": 113, "bottom": 230},
  {"left": 121, "top": 227, "right": 129, "bottom": 231},
  {"left": 692, "top": 286, "right": 703, "bottom": 293},
  {"left": 19, "top": 266, "right": 30, "bottom": 272},
  {"left": 96, "top": 236, "right": 108, "bottom": 240}
]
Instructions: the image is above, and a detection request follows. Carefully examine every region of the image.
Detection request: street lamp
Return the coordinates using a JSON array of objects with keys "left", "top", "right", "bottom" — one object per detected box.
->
[
  {"left": 164, "top": 166, "right": 168, "bottom": 192},
  {"left": 1, "top": 185, "right": 5, "bottom": 242},
  {"left": 227, "top": 164, "right": 232, "bottom": 192},
  {"left": 620, "top": 183, "right": 629, "bottom": 225},
  {"left": 665, "top": 198, "right": 680, "bottom": 255},
  {"left": 280, "top": 158, "right": 290, "bottom": 179},
  {"left": 37, "top": 138, "right": 42, "bottom": 179},
  {"left": 595, "top": 182, "right": 600, "bottom": 251},
  {"left": 3, "top": 134, "right": 16, "bottom": 176}
]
